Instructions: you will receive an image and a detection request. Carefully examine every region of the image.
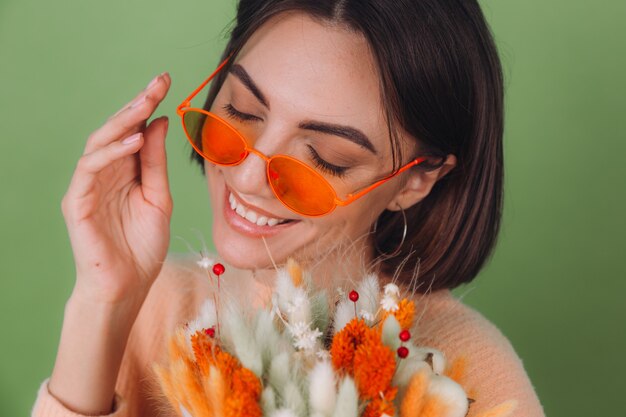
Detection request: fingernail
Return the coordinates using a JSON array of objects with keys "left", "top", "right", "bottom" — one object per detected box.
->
[
  {"left": 130, "top": 94, "right": 148, "bottom": 109},
  {"left": 146, "top": 74, "right": 160, "bottom": 90},
  {"left": 122, "top": 133, "right": 142, "bottom": 145}
]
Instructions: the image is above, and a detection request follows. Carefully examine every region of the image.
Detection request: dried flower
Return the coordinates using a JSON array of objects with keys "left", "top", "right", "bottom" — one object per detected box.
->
[
  {"left": 331, "top": 318, "right": 369, "bottom": 375},
  {"left": 380, "top": 294, "right": 399, "bottom": 312},
  {"left": 353, "top": 330, "right": 396, "bottom": 399},
  {"left": 197, "top": 256, "right": 215, "bottom": 270},
  {"left": 362, "top": 388, "right": 397, "bottom": 417},
  {"left": 358, "top": 309, "right": 375, "bottom": 323},
  {"left": 383, "top": 283, "right": 400, "bottom": 297},
  {"left": 288, "top": 321, "right": 323, "bottom": 352}
]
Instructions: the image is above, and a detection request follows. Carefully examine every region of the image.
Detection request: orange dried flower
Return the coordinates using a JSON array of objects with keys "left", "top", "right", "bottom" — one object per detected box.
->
[
  {"left": 287, "top": 257, "right": 304, "bottom": 287},
  {"left": 363, "top": 387, "right": 398, "bottom": 417},
  {"left": 190, "top": 329, "right": 263, "bottom": 417},
  {"left": 225, "top": 368, "right": 263, "bottom": 417},
  {"left": 353, "top": 330, "right": 396, "bottom": 399},
  {"left": 384, "top": 298, "right": 416, "bottom": 330},
  {"left": 330, "top": 318, "right": 369, "bottom": 375}
]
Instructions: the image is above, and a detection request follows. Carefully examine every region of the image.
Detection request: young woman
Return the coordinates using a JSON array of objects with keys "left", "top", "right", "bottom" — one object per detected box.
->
[{"left": 32, "top": 1, "right": 545, "bottom": 416}]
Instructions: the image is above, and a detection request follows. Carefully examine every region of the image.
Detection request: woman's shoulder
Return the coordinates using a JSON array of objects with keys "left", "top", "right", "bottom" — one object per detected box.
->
[{"left": 412, "top": 289, "right": 545, "bottom": 417}]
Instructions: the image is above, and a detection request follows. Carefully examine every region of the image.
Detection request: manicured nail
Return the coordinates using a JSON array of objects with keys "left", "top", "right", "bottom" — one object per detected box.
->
[
  {"left": 122, "top": 133, "right": 142, "bottom": 145},
  {"left": 130, "top": 94, "right": 148, "bottom": 109},
  {"left": 146, "top": 74, "right": 160, "bottom": 90}
]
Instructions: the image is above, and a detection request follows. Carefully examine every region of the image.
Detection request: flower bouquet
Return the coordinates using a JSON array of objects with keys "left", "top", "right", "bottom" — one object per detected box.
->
[{"left": 152, "top": 258, "right": 515, "bottom": 417}]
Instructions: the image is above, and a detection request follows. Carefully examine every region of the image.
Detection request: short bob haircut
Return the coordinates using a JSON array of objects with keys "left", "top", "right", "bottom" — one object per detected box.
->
[{"left": 191, "top": 0, "right": 505, "bottom": 293}]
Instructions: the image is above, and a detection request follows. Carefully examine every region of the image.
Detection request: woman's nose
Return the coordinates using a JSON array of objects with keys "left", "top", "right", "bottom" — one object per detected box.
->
[{"left": 227, "top": 149, "right": 270, "bottom": 196}]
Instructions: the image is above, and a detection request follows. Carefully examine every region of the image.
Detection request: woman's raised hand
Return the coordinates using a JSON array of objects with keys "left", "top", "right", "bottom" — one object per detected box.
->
[{"left": 62, "top": 73, "right": 173, "bottom": 307}]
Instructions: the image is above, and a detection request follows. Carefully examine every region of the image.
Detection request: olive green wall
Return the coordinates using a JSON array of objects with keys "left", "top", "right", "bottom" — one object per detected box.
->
[{"left": 1, "top": 1, "right": 624, "bottom": 415}]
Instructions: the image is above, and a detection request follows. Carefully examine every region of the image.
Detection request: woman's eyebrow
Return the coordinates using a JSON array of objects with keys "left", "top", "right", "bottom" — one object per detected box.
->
[
  {"left": 229, "top": 64, "right": 269, "bottom": 109},
  {"left": 229, "top": 63, "right": 377, "bottom": 155},
  {"left": 298, "top": 121, "right": 377, "bottom": 155}
]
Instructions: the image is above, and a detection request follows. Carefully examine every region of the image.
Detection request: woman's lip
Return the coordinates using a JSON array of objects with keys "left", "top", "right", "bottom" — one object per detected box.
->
[
  {"left": 227, "top": 187, "right": 295, "bottom": 221},
  {"left": 222, "top": 186, "right": 300, "bottom": 237}
]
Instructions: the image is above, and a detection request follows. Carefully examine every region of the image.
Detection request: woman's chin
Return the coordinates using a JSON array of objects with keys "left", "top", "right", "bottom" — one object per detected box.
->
[{"left": 210, "top": 221, "right": 295, "bottom": 270}]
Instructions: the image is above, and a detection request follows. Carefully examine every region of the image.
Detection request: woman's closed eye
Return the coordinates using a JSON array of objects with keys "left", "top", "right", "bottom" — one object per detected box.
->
[
  {"left": 306, "top": 145, "right": 349, "bottom": 178},
  {"left": 222, "top": 102, "right": 350, "bottom": 178},
  {"left": 222, "top": 103, "right": 262, "bottom": 122}
]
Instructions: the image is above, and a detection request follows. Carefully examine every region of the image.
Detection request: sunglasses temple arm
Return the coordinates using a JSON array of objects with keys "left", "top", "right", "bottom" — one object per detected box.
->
[
  {"left": 176, "top": 55, "right": 233, "bottom": 116},
  {"left": 335, "top": 157, "right": 427, "bottom": 207}
]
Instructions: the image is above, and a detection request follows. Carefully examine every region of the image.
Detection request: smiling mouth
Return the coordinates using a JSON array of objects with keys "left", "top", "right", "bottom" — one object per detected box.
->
[{"left": 228, "top": 191, "right": 296, "bottom": 227}]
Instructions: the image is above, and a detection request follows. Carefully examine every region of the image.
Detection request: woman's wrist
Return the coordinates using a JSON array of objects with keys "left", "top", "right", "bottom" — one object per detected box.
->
[{"left": 47, "top": 289, "right": 144, "bottom": 415}]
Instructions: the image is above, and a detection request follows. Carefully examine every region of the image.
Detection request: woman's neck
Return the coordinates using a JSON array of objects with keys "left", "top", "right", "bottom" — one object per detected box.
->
[{"left": 233, "top": 240, "right": 381, "bottom": 308}]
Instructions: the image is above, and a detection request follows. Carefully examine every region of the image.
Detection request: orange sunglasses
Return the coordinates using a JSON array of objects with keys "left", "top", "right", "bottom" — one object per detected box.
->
[{"left": 177, "top": 57, "right": 428, "bottom": 217}]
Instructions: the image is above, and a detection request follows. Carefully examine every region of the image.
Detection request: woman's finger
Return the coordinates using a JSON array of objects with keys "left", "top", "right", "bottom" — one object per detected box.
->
[
  {"left": 66, "top": 132, "right": 144, "bottom": 202},
  {"left": 139, "top": 116, "right": 172, "bottom": 213},
  {"left": 109, "top": 72, "right": 169, "bottom": 120},
  {"left": 84, "top": 73, "right": 171, "bottom": 154}
]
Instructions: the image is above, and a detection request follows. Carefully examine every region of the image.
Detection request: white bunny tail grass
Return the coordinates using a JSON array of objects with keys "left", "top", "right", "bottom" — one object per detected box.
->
[
  {"left": 261, "top": 386, "right": 278, "bottom": 415},
  {"left": 268, "top": 352, "right": 291, "bottom": 394},
  {"left": 332, "top": 298, "right": 354, "bottom": 334},
  {"left": 270, "top": 409, "right": 299, "bottom": 417},
  {"left": 356, "top": 273, "right": 380, "bottom": 321},
  {"left": 276, "top": 266, "right": 298, "bottom": 313},
  {"left": 381, "top": 314, "right": 402, "bottom": 352},
  {"left": 308, "top": 360, "right": 337, "bottom": 417},
  {"left": 282, "top": 380, "right": 307, "bottom": 417},
  {"left": 331, "top": 377, "right": 359, "bottom": 417},
  {"left": 220, "top": 302, "right": 263, "bottom": 377},
  {"left": 255, "top": 309, "right": 284, "bottom": 371},
  {"left": 309, "top": 291, "right": 331, "bottom": 338}
]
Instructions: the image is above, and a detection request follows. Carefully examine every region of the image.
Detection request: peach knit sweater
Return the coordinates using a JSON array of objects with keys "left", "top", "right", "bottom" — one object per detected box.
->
[{"left": 31, "top": 255, "right": 545, "bottom": 417}]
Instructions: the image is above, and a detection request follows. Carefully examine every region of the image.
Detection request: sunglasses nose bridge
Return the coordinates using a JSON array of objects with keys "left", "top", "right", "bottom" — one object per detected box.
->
[{"left": 246, "top": 147, "right": 271, "bottom": 163}]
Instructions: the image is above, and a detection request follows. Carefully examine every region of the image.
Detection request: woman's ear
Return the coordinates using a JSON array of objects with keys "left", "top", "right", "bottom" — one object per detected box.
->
[{"left": 386, "top": 154, "right": 457, "bottom": 211}]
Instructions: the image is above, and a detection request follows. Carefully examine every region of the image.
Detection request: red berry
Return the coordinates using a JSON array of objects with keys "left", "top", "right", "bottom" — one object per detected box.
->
[
  {"left": 349, "top": 290, "right": 359, "bottom": 302},
  {"left": 399, "top": 329, "right": 411, "bottom": 342},
  {"left": 205, "top": 327, "right": 216, "bottom": 338},
  {"left": 397, "top": 346, "right": 409, "bottom": 358},
  {"left": 212, "top": 263, "right": 225, "bottom": 276}
]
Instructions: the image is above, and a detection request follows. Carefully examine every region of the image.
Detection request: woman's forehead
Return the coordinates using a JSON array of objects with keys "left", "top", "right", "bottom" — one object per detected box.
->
[{"left": 232, "top": 12, "right": 391, "bottom": 150}]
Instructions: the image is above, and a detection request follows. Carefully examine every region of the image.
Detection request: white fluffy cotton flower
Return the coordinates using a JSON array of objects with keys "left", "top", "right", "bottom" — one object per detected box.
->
[
  {"left": 383, "top": 282, "right": 400, "bottom": 296},
  {"left": 380, "top": 294, "right": 399, "bottom": 312},
  {"left": 288, "top": 321, "right": 323, "bottom": 351},
  {"left": 196, "top": 256, "right": 215, "bottom": 270},
  {"left": 358, "top": 309, "right": 375, "bottom": 322},
  {"left": 381, "top": 283, "right": 401, "bottom": 312}
]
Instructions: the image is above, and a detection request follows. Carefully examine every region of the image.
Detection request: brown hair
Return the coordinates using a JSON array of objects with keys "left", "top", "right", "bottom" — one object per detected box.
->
[{"left": 192, "top": 0, "right": 505, "bottom": 293}]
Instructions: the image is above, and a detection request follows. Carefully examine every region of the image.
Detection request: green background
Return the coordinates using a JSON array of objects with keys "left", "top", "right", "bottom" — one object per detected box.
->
[{"left": 1, "top": 0, "right": 624, "bottom": 415}]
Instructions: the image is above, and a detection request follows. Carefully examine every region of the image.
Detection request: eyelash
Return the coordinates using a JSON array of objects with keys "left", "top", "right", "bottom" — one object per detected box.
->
[
  {"left": 222, "top": 103, "right": 349, "bottom": 178},
  {"left": 222, "top": 103, "right": 260, "bottom": 122},
  {"left": 306, "top": 145, "right": 349, "bottom": 178}
]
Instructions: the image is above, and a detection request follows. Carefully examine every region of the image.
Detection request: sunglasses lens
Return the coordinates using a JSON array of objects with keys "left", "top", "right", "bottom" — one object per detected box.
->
[
  {"left": 182, "top": 110, "right": 247, "bottom": 165},
  {"left": 267, "top": 157, "right": 336, "bottom": 216}
]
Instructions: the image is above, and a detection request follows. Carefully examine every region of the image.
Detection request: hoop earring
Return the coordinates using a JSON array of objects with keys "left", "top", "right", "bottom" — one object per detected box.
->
[{"left": 372, "top": 204, "right": 408, "bottom": 258}]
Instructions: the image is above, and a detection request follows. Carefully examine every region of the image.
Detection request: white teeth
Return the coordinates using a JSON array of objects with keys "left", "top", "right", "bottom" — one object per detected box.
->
[
  {"left": 245, "top": 211, "right": 258, "bottom": 223},
  {"left": 228, "top": 192, "right": 289, "bottom": 227}
]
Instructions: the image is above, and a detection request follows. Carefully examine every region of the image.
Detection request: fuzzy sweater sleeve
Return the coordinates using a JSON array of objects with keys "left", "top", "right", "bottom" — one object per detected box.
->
[
  {"left": 31, "top": 255, "right": 211, "bottom": 417},
  {"left": 413, "top": 289, "right": 546, "bottom": 417}
]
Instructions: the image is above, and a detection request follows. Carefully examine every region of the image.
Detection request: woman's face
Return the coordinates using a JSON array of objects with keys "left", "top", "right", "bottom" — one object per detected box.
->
[{"left": 205, "top": 12, "right": 415, "bottom": 270}]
